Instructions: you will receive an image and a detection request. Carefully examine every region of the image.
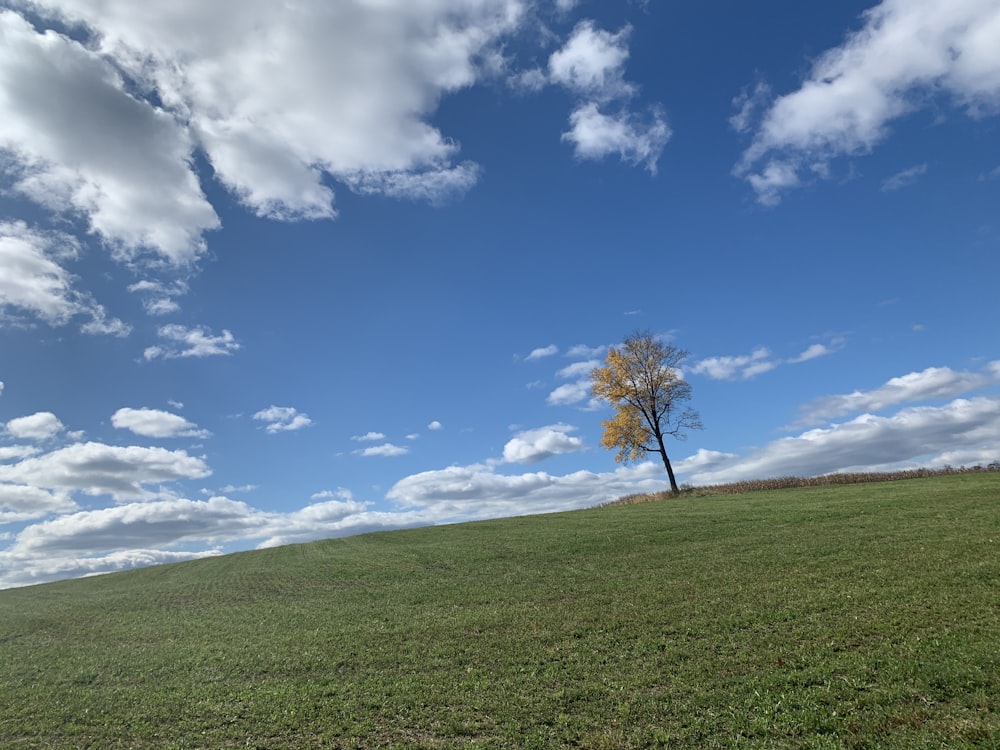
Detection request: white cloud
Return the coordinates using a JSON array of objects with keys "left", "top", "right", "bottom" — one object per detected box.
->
[
  {"left": 684, "top": 396, "right": 1000, "bottom": 485},
  {"left": 548, "top": 21, "right": 670, "bottom": 171},
  {"left": 8, "top": 496, "right": 260, "bottom": 556},
  {"left": 556, "top": 360, "right": 599, "bottom": 379},
  {"left": 797, "top": 365, "right": 995, "bottom": 425},
  {"left": 546, "top": 380, "right": 592, "bottom": 406},
  {"left": 5, "top": 412, "right": 64, "bottom": 441},
  {"left": 692, "top": 340, "right": 841, "bottom": 381},
  {"left": 562, "top": 101, "right": 670, "bottom": 172},
  {"left": 351, "top": 431, "right": 386, "bottom": 442},
  {"left": 0, "top": 484, "right": 76, "bottom": 523},
  {"left": 790, "top": 343, "right": 834, "bottom": 363},
  {"left": 736, "top": 0, "right": 1000, "bottom": 204},
  {"left": 0, "top": 10, "right": 219, "bottom": 265},
  {"left": 427, "top": 420, "right": 444, "bottom": 430},
  {"left": 387, "top": 460, "right": 670, "bottom": 519},
  {"left": 691, "top": 347, "right": 775, "bottom": 380},
  {"left": 548, "top": 21, "right": 635, "bottom": 100},
  {"left": 730, "top": 81, "right": 771, "bottom": 134},
  {"left": 128, "top": 279, "right": 189, "bottom": 316},
  {"left": 9, "top": 0, "right": 528, "bottom": 231},
  {"left": 502, "top": 423, "right": 584, "bottom": 463},
  {"left": 0, "top": 221, "right": 129, "bottom": 334},
  {"left": 356, "top": 443, "right": 410, "bottom": 457},
  {"left": 253, "top": 406, "right": 313, "bottom": 433},
  {"left": 0, "top": 441, "right": 211, "bottom": 502},
  {"left": 0, "top": 547, "right": 221, "bottom": 589},
  {"left": 144, "top": 324, "right": 240, "bottom": 360},
  {"left": 566, "top": 344, "right": 607, "bottom": 358},
  {"left": 111, "top": 407, "right": 210, "bottom": 439},
  {"left": 881, "top": 163, "right": 928, "bottom": 191},
  {"left": 527, "top": 344, "right": 559, "bottom": 360},
  {"left": 0, "top": 446, "right": 39, "bottom": 462},
  {"left": 218, "top": 484, "right": 256, "bottom": 494},
  {"left": 339, "top": 162, "right": 482, "bottom": 206}
]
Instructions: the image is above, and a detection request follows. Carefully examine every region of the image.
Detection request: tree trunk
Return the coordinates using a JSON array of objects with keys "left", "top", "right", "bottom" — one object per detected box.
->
[{"left": 655, "top": 432, "right": 680, "bottom": 494}]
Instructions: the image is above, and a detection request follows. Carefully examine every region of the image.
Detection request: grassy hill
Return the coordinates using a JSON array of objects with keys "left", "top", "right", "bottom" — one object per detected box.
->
[{"left": 1, "top": 475, "right": 998, "bottom": 748}]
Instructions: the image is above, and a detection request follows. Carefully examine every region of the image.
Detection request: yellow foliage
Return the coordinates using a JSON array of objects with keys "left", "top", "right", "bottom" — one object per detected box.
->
[
  {"left": 599, "top": 406, "right": 649, "bottom": 464},
  {"left": 589, "top": 331, "right": 701, "bottom": 480}
]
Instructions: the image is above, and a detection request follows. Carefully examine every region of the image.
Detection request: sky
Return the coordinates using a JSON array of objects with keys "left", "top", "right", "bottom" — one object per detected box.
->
[{"left": 1, "top": 0, "right": 999, "bottom": 588}]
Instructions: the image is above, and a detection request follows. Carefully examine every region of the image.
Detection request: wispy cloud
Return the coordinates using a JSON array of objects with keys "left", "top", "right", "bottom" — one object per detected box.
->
[
  {"left": 355, "top": 443, "right": 409, "bottom": 457},
  {"left": 795, "top": 364, "right": 998, "bottom": 426},
  {"left": 881, "top": 163, "right": 928, "bottom": 192},
  {"left": 691, "top": 347, "right": 776, "bottom": 380},
  {"left": 693, "top": 339, "right": 842, "bottom": 380},
  {"left": 526, "top": 345, "right": 559, "bottom": 361},
  {"left": 681, "top": 396, "right": 1000, "bottom": 485},
  {"left": 351, "top": 432, "right": 386, "bottom": 442}
]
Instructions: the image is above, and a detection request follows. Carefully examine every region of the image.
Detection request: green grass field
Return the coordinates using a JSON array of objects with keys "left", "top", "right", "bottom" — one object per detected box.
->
[{"left": 1, "top": 475, "right": 998, "bottom": 748}]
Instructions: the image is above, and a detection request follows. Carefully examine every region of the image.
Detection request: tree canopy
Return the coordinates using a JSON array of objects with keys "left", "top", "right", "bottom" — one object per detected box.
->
[{"left": 590, "top": 331, "right": 702, "bottom": 494}]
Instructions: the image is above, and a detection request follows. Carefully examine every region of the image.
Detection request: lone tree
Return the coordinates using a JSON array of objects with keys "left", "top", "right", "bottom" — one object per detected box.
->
[{"left": 590, "top": 330, "right": 702, "bottom": 495}]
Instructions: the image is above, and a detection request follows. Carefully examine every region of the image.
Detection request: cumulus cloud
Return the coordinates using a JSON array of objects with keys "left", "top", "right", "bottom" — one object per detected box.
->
[
  {"left": 4, "top": 0, "right": 528, "bottom": 239},
  {"left": 797, "top": 364, "right": 997, "bottom": 425},
  {"left": 683, "top": 396, "right": 1000, "bottom": 485},
  {"left": 548, "top": 22, "right": 635, "bottom": 100},
  {"left": 253, "top": 406, "right": 313, "bottom": 433},
  {"left": 0, "top": 493, "right": 428, "bottom": 587},
  {"left": 111, "top": 407, "right": 210, "bottom": 439},
  {"left": 9, "top": 496, "right": 259, "bottom": 556},
  {"left": 0, "top": 221, "right": 129, "bottom": 334},
  {"left": 387, "top": 460, "right": 670, "bottom": 519},
  {"left": 0, "top": 484, "right": 76, "bottom": 523},
  {"left": 549, "top": 21, "right": 670, "bottom": 171},
  {"left": 562, "top": 102, "right": 670, "bottom": 172},
  {"left": 0, "top": 441, "right": 211, "bottom": 502},
  {"left": 143, "top": 324, "right": 240, "bottom": 360},
  {"left": 0, "top": 547, "right": 221, "bottom": 590},
  {"left": 427, "top": 420, "right": 443, "bottom": 430},
  {"left": 502, "top": 423, "right": 585, "bottom": 463},
  {"left": 735, "top": 0, "right": 1000, "bottom": 204},
  {"left": 5, "top": 412, "right": 64, "bottom": 441},
  {"left": 0, "top": 10, "right": 220, "bottom": 265}
]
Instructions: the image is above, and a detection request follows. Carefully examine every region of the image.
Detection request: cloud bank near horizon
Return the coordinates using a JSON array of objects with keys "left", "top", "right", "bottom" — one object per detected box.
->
[{"left": 2, "top": 358, "right": 998, "bottom": 589}]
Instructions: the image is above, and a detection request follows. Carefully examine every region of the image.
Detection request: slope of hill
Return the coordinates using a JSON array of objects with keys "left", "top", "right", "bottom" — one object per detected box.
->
[{"left": 1, "top": 475, "right": 998, "bottom": 748}]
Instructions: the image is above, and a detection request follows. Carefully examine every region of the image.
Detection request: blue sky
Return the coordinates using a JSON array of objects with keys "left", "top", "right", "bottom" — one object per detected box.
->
[{"left": 1, "top": 0, "right": 999, "bottom": 587}]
